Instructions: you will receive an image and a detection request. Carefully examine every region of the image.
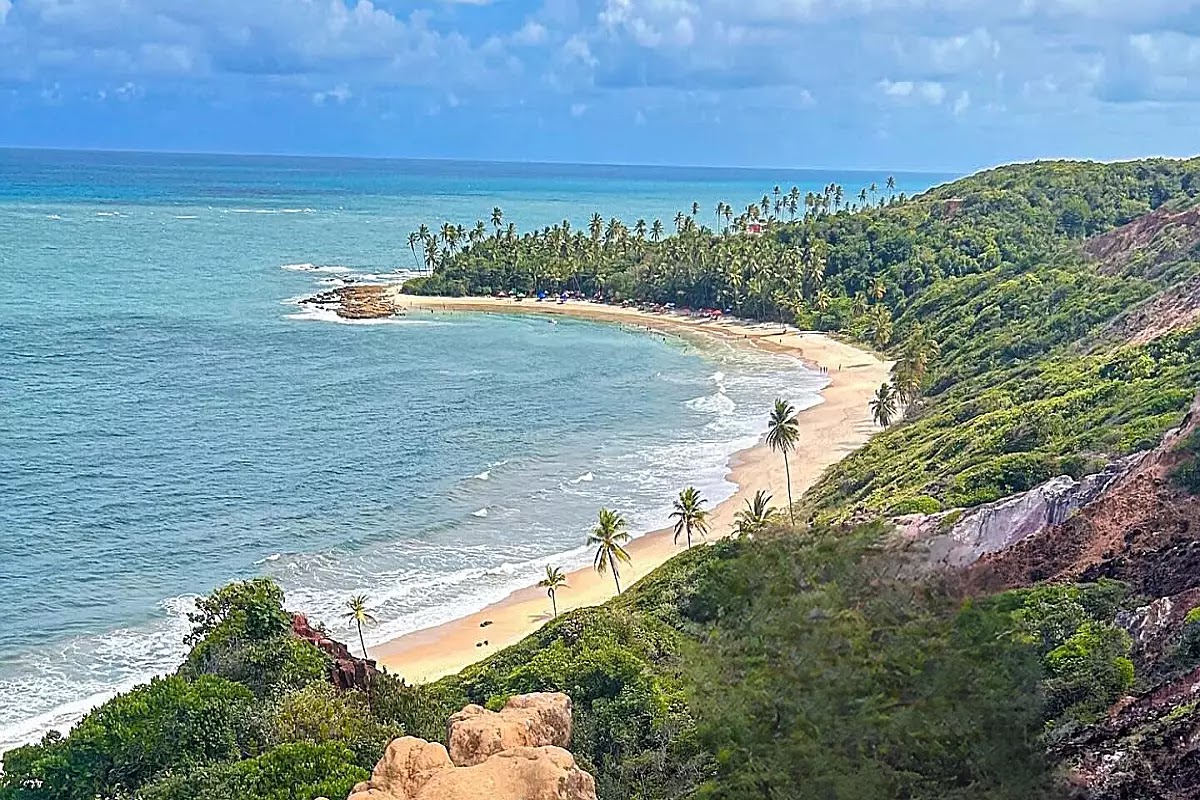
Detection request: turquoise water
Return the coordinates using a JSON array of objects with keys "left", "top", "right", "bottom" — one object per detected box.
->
[{"left": 0, "top": 149, "right": 955, "bottom": 752}]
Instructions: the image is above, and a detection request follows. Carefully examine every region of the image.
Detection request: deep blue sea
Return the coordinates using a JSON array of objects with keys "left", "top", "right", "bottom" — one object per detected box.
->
[{"left": 0, "top": 149, "right": 956, "bottom": 752}]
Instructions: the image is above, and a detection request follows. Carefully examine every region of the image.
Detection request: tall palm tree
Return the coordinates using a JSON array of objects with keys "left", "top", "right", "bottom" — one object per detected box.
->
[
  {"left": 491, "top": 206, "right": 503, "bottom": 236},
  {"left": 871, "top": 383, "right": 898, "bottom": 427},
  {"left": 651, "top": 219, "right": 663, "bottom": 243},
  {"left": 343, "top": 595, "right": 376, "bottom": 660},
  {"left": 870, "top": 275, "right": 888, "bottom": 302},
  {"left": 589, "top": 508, "right": 632, "bottom": 595},
  {"left": 406, "top": 231, "right": 421, "bottom": 270},
  {"left": 733, "top": 489, "right": 777, "bottom": 539},
  {"left": 537, "top": 565, "right": 568, "bottom": 618},
  {"left": 669, "top": 486, "right": 710, "bottom": 549},
  {"left": 765, "top": 398, "right": 800, "bottom": 525}
]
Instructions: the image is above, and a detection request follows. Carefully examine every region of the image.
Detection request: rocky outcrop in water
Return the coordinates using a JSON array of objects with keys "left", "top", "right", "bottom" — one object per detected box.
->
[
  {"left": 302, "top": 285, "right": 400, "bottom": 319},
  {"left": 292, "top": 613, "right": 380, "bottom": 692},
  {"left": 342, "top": 692, "right": 595, "bottom": 800}
]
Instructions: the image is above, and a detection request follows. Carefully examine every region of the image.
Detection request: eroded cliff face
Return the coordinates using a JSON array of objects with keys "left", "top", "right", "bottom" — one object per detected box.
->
[
  {"left": 891, "top": 394, "right": 1200, "bottom": 799},
  {"left": 339, "top": 692, "right": 596, "bottom": 800},
  {"left": 894, "top": 456, "right": 1140, "bottom": 572},
  {"left": 957, "top": 393, "right": 1200, "bottom": 598}
]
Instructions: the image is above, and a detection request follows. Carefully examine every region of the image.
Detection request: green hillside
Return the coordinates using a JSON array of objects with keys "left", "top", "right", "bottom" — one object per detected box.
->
[{"left": 7, "top": 157, "right": 1200, "bottom": 800}]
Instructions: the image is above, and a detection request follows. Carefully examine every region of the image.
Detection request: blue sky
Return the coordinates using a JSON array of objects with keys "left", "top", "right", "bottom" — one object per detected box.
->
[{"left": 1, "top": 0, "right": 1198, "bottom": 170}]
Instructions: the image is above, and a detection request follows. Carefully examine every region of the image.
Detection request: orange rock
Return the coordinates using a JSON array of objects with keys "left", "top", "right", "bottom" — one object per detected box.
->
[
  {"left": 447, "top": 692, "right": 573, "bottom": 767},
  {"left": 345, "top": 693, "right": 595, "bottom": 800}
]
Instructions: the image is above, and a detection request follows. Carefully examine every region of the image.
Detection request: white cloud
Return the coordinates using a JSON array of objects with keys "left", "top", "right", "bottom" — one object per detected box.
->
[
  {"left": 879, "top": 79, "right": 915, "bottom": 97},
  {"left": 952, "top": 89, "right": 970, "bottom": 115},
  {"left": 512, "top": 20, "right": 548, "bottom": 46},
  {"left": 0, "top": 0, "right": 11, "bottom": 25},
  {"left": 878, "top": 79, "right": 945, "bottom": 104},
  {"left": 599, "top": 0, "right": 698, "bottom": 48},
  {"left": 570, "top": 101, "right": 587, "bottom": 117},
  {"left": 562, "top": 35, "right": 597, "bottom": 66},
  {"left": 313, "top": 83, "right": 352, "bottom": 104}
]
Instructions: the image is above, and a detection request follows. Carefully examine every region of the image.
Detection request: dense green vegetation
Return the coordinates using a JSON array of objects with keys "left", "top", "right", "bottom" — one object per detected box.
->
[
  {"left": 409, "top": 157, "right": 1200, "bottom": 515},
  {"left": 6, "top": 158, "right": 1200, "bottom": 799},
  {"left": 3, "top": 532, "right": 1145, "bottom": 800}
]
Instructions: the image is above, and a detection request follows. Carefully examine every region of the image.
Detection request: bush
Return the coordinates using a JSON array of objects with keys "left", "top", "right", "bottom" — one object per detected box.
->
[
  {"left": 0, "top": 676, "right": 260, "bottom": 800},
  {"left": 181, "top": 579, "right": 330, "bottom": 697},
  {"left": 139, "top": 742, "right": 368, "bottom": 800},
  {"left": 269, "top": 683, "right": 399, "bottom": 767}
]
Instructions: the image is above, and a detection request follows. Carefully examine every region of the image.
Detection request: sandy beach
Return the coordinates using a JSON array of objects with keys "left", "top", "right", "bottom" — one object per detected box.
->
[{"left": 371, "top": 293, "right": 891, "bottom": 682}]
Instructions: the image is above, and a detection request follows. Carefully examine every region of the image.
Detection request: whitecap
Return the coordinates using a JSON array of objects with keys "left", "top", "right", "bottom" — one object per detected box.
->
[
  {"left": 45, "top": 214, "right": 63, "bottom": 220},
  {"left": 471, "top": 508, "right": 489, "bottom": 518},
  {"left": 568, "top": 471, "right": 594, "bottom": 484},
  {"left": 231, "top": 208, "right": 315, "bottom": 215},
  {"left": 173, "top": 215, "right": 199, "bottom": 220},
  {"left": 94, "top": 211, "right": 122, "bottom": 217},
  {"left": 280, "top": 263, "right": 352, "bottom": 275},
  {"left": 284, "top": 306, "right": 445, "bottom": 326},
  {"left": 686, "top": 391, "right": 736, "bottom": 416},
  {"left": 474, "top": 470, "right": 490, "bottom": 481}
]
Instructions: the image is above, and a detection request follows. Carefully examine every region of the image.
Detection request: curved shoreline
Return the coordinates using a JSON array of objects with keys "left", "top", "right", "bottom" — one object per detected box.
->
[{"left": 370, "top": 293, "right": 892, "bottom": 683}]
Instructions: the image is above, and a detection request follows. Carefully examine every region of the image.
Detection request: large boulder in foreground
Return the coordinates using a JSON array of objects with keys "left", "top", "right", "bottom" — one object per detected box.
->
[
  {"left": 347, "top": 741, "right": 595, "bottom": 800},
  {"left": 341, "top": 692, "right": 594, "bottom": 800},
  {"left": 447, "top": 692, "right": 573, "bottom": 766}
]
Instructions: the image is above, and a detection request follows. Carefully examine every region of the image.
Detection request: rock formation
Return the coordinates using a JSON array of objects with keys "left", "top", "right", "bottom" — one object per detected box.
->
[
  {"left": 894, "top": 455, "right": 1139, "bottom": 572},
  {"left": 342, "top": 692, "right": 596, "bottom": 800},
  {"left": 292, "top": 613, "right": 380, "bottom": 692},
  {"left": 302, "top": 285, "right": 400, "bottom": 320},
  {"left": 448, "top": 692, "right": 574, "bottom": 766}
]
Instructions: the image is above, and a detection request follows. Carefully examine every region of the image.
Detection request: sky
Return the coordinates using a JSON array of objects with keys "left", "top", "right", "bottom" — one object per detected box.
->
[{"left": 1, "top": 0, "right": 1199, "bottom": 171}]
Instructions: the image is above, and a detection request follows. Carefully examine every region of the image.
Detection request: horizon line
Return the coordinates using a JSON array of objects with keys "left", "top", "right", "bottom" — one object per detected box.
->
[{"left": 0, "top": 144, "right": 966, "bottom": 177}]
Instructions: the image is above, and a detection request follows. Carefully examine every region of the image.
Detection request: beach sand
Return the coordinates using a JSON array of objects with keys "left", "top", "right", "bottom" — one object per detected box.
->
[{"left": 371, "top": 293, "right": 892, "bottom": 682}]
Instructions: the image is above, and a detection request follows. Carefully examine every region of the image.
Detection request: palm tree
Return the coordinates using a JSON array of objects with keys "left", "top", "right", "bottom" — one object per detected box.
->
[
  {"left": 870, "top": 275, "right": 888, "bottom": 302},
  {"left": 589, "top": 508, "right": 632, "bottom": 594},
  {"left": 537, "top": 565, "right": 568, "bottom": 618},
  {"left": 651, "top": 219, "right": 663, "bottom": 243},
  {"left": 490, "top": 206, "right": 503, "bottom": 236},
  {"left": 765, "top": 398, "right": 800, "bottom": 525},
  {"left": 871, "top": 383, "right": 897, "bottom": 427},
  {"left": 868, "top": 305, "right": 893, "bottom": 348},
  {"left": 406, "top": 231, "right": 421, "bottom": 270},
  {"left": 343, "top": 595, "right": 377, "bottom": 660},
  {"left": 669, "top": 486, "right": 710, "bottom": 549},
  {"left": 733, "top": 489, "right": 777, "bottom": 539}
]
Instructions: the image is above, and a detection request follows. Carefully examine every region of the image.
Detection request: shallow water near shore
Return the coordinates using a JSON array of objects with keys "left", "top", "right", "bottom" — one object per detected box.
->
[{"left": 0, "top": 150, "right": 949, "bottom": 753}]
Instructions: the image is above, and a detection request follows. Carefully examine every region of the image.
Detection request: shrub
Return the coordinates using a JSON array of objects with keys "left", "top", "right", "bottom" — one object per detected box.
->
[
  {"left": 269, "top": 683, "right": 399, "bottom": 767},
  {"left": 0, "top": 676, "right": 260, "bottom": 800},
  {"left": 180, "top": 579, "right": 330, "bottom": 697},
  {"left": 138, "top": 742, "right": 368, "bottom": 800}
]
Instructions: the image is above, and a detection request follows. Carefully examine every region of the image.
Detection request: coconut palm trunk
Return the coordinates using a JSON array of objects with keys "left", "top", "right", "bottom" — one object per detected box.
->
[
  {"left": 783, "top": 453, "right": 794, "bottom": 525},
  {"left": 608, "top": 553, "right": 622, "bottom": 594},
  {"left": 550, "top": 589, "right": 558, "bottom": 618},
  {"left": 356, "top": 621, "right": 368, "bottom": 661}
]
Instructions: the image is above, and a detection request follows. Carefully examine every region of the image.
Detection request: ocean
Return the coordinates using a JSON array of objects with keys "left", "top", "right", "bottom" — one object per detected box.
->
[{"left": 0, "top": 148, "right": 956, "bottom": 753}]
